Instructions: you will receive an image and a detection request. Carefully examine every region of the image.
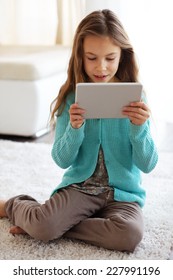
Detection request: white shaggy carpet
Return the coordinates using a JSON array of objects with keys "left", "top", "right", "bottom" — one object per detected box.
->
[{"left": 0, "top": 140, "right": 173, "bottom": 260}]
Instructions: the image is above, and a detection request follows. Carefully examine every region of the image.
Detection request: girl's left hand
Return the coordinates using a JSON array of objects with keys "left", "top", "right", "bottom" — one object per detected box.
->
[{"left": 122, "top": 101, "right": 150, "bottom": 125}]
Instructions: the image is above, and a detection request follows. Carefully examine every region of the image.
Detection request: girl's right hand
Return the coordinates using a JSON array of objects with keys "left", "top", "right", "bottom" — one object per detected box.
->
[{"left": 69, "top": 103, "right": 85, "bottom": 129}]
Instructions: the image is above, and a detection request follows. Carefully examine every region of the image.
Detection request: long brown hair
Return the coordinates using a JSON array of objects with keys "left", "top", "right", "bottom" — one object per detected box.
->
[{"left": 50, "top": 9, "right": 139, "bottom": 122}]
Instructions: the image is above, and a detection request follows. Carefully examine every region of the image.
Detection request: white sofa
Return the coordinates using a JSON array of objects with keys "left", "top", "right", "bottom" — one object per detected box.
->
[{"left": 0, "top": 45, "right": 70, "bottom": 137}]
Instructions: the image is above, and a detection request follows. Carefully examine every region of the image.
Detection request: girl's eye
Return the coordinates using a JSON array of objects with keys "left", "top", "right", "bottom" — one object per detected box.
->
[
  {"left": 87, "top": 57, "right": 96, "bottom": 61},
  {"left": 106, "top": 57, "right": 115, "bottom": 61},
  {"left": 86, "top": 57, "right": 116, "bottom": 61}
]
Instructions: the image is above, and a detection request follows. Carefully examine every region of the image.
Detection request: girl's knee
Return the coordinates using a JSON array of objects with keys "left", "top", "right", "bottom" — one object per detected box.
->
[
  {"left": 104, "top": 219, "right": 143, "bottom": 252},
  {"left": 122, "top": 220, "right": 144, "bottom": 252},
  {"left": 122, "top": 221, "right": 143, "bottom": 252}
]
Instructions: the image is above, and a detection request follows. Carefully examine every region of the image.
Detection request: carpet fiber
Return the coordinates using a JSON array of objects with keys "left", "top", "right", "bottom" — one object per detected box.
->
[{"left": 0, "top": 140, "right": 173, "bottom": 260}]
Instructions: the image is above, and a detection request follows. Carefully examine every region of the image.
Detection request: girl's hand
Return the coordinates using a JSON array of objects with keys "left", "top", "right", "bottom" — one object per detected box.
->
[
  {"left": 69, "top": 103, "right": 85, "bottom": 129},
  {"left": 122, "top": 101, "right": 150, "bottom": 125}
]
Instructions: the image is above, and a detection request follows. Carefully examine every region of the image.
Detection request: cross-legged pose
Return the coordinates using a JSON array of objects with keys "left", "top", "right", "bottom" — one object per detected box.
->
[{"left": 0, "top": 9, "right": 158, "bottom": 252}]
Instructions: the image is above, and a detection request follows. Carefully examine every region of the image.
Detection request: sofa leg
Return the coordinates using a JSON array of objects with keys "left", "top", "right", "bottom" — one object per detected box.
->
[{"left": 32, "top": 127, "right": 51, "bottom": 138}]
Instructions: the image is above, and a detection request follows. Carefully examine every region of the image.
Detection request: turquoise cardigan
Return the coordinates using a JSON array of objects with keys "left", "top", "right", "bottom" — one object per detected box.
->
[{"left": 51, "top": 92, "right": 158, "bottom": 207}]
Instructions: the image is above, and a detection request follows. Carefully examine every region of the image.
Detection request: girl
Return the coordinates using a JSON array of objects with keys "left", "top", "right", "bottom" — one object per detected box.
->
[{"left": 0, "top": 9, "right": 158, "bottom": 252}]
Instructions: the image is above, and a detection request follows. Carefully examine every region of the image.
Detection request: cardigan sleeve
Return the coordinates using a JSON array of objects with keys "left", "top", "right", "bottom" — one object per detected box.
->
[
  {"left": 129, "top": 120, "right": 158, "bottom": 173},
  {"left": 51, "top": 97, "right": 85, "bottom": 169}
]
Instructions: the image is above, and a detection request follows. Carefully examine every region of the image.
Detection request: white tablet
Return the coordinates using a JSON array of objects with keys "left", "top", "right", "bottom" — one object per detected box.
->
[{"left": 75, "top": 82, "right": 143, "bottom": 119}]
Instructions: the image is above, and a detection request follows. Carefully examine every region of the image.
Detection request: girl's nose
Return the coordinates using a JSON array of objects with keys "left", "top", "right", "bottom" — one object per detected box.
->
[{"left": 96, "top": 60, "right": 107, "bottom": 71}]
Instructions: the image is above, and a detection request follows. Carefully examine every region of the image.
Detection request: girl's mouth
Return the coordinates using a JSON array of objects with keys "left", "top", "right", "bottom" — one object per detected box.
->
[{"left": 94, "top": 74, "right": 108, "bottom": 80}]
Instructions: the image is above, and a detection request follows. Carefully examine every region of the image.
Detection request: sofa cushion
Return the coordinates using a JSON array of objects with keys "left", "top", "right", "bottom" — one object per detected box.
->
[{"left": 0, "top": 45, "right": 71, "bottom": 80}]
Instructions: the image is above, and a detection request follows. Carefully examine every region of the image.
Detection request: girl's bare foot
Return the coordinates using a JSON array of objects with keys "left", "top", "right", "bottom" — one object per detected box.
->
[
  {"left": 0, "top": 200, "right": 7, "bottom": 217},
  {"left": 0, "top": 201, "right": 26, "bottom": 235},
  {"left": 9, "top": 226, "right": 26, "bottom": 235}
]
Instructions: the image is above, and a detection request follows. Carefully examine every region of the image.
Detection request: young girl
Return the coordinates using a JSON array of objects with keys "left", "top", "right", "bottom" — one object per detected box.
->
[{"left": 0, "top": 9, "right": 158, "bottom": 252}]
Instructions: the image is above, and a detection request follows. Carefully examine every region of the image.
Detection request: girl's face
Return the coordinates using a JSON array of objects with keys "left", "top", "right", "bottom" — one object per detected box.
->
[{"left": 83, "top": 35, "right": 121, "bottom": 83}]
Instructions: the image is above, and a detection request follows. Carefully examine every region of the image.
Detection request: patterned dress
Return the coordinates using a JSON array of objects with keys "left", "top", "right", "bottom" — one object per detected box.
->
[{"left": 70, "top": 147, "right": 113, "bottom": 195}]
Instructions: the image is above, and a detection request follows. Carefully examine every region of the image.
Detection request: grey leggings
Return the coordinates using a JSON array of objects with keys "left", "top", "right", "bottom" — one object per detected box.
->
[{"left": 5, "top": 188, "right": 144, "bottom": 252}]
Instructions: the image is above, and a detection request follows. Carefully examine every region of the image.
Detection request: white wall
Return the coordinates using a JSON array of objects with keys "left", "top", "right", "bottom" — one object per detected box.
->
[{"left": 85, "top": 0, "right": 173, "bottom": 125}]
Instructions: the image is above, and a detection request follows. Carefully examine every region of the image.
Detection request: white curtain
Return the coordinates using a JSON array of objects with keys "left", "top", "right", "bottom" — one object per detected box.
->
[
  {"left": 0, "top": 0, "right": 58, "bottom": 45},
  {"left": 56, "top": 0, "right": 85, "bottom": 46}
]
